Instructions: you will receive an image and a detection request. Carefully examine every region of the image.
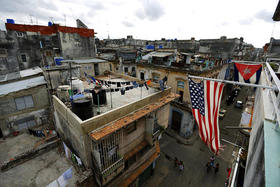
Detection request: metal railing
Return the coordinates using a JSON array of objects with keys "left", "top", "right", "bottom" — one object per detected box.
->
[
  {"left": 101, "top": 157, "right": 124, "bottom": 177},
  {"left": 264, "top": 62, "right": 280, "bottom": 126}
]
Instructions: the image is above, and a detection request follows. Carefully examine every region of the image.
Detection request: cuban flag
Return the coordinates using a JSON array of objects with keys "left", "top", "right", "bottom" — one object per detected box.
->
[{"left": 234, "top": 62, "right": 262, "bottom": 84}]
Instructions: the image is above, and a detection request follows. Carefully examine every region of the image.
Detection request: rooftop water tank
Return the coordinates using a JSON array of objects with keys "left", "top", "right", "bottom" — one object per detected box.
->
[
  {"left": 57, "top": 85, "right": 70, "bottom": 102},
  {"left": 72, "top": 79, "right": 84, "bottom": 93},
  {"left": 72, "top": 99, "right": 93, "bottom": 120},
  {"left": 91, "top": 86, "right": 107, "bottom": 106},
  {"left": 6, "top": 19, "right": 15, "bottom": 24},
  {"left": 48, "top": 21, "right": 53, "bottom": 26}
]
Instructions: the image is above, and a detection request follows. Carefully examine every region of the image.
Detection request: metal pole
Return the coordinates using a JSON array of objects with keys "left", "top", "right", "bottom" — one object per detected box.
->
[
  {"left": 187, "top": 75, "right": 277, "bottom": 90},
  {"left": 97, "top": 94, "right": 100, "bottom": 115},
  {"left": 109, "top": 74, "right": 113, "bottom": 108},
  {"left": 140, "top": 86, "right": 142, "bottom": 99},
  {"left": 224, "top": 126, "right": 252, "bottom": 130},
  {"left": 69, "top": 62, "right": 73, "bottom": 97}
]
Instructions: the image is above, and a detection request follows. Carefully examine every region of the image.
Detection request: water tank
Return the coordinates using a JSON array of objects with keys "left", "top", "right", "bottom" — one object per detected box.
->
[
  {"left": 72, "top": 79, "right": 84, "bottom": 93},
  {"left": 72, "top": 99, "right": 93, "bottom": 120},
  {"left": 57, "top": 85, "right": 70, "bottom": 102},
  {"left": 6, "top": 19, "right": 15, "bottom": 24},
  {"left": 92, "top": 88, "right": 107, "bottom": 106},
  {"left": 48, "top": 21, "right": 53, "bottom": 26}
]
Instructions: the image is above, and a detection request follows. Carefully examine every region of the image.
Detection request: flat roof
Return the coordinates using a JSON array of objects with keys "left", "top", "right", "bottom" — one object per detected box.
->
[
  {"left": 82, "top": 76, "right": 159, "bottom": 116},
  {"left": 89, "top": 92, "right": 178, "bottom": 141},
  {"left": 61, "top": 58, "right": 107, "bottom": 64},
  {"left": 142, "top": 52, "right": 173, "bottom": 60},
  {"left": 0, "top": 76, "right": 47, "bottom": 96},
  {"left": 0, "top": 67, "right": 43, "bottom": 83},
  {"left": 0, "top": 147, "right": 80, "bottom": 187}
]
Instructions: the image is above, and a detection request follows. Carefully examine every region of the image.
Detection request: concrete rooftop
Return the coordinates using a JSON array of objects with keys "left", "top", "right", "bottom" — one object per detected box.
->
[
  {"left": 0, "top": 147, "right": 80, "bottom": 187},
  {"left": 82, "top": 76, "right": 158, "bottom": 116}
]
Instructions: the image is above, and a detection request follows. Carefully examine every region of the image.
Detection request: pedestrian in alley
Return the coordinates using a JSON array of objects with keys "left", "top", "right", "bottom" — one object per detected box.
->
[
  {"left": 214, "top": 163, "right": 219, "bottom": 174},
  {"left": 179, "top": 161, "right": 184, "bottom": 172},
  {"left": 174, "top": 157, "right": 179, "bottom": 168},
  {"left": 206, "top": 162, "right": 211, "bottom": 173},
  {"left": 210, "top": 156, "right": 215, "bottom": 167}
]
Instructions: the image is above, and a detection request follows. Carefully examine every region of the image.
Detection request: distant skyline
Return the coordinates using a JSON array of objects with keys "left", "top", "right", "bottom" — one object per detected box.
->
[{"left": 0, "top": 0, "right": 279, "bottom": 47}]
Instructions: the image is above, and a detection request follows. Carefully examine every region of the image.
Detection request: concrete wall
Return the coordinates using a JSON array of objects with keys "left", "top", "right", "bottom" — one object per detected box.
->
[
  {"left": 120, "top": 117, "right": 145, "bottom": 155},
  {"left": 243, "top": 85, "right": 265, "bottom": 187},
  {"left": 0, "top": 85, "right": 50, "bottom": 135},
  {"left": 59, "top": 32, "right": 95, "bottom": 59},
  {"left": 168, "top": 105, "right": 194, "bottom": 137},
  {"left": 78, "top": 62, "right": 111, "bottom": 78}
]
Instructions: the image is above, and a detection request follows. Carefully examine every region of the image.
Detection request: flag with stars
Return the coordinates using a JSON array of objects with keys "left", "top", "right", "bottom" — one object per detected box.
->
[
  {"left": 188, "top": 78, "right": 224, "bottom": 154},
  {"left": 234, "top": 62, "right": 262, "bottom": 84}
]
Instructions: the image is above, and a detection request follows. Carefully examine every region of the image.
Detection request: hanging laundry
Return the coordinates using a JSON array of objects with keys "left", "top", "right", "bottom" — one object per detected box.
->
[
  {"left": 159, "top": 79, "right": 165, "bottom": 91},
  {"left": 121, "top": 82, "right": 126, "bottom": 85},
  {"left": 108, "top": 81, "right": 112, "bottom": 84},
  {"left": 129, "top": 86, "right": 134, "bottom": 90},
  {"left": 132, "top": 81, "right": 138, "bottom": 88},
  {"left": 104, "top": 81, "right": 109, "bottom": 87},
  {"left": 162, "top": 76, "right": 168, "bottom": 83},
  {"left": 110, "top": 88, "right": 115, "bottom": 92},
  {"left": 117, "top": 82, "right": 121, "bottom": 87},
  {"left": 146, "top": 80, "right": 151, "bottom": 86},
  {"left": 63, "top": 167, "right": 73, "bottom": 180},
  {"left": 74, "top": 155, "right": 83, "bottom": 166},
  {"left": 125, "top": 81, "right": 131, "bottom": 85},
  {"left": 115, "top": 88, "right": 120, "bottom": 92},
  {"left": 125, "top": 87, "right": 130, "bottom": 91},
  {"left": 121, "top": 88, "right": 125, "bottom": 95},
  {"left": 112, "top": 82, "right": 116, "bottom": 85},
  {"left": 100, "top": 80, "right": 104, "bottom": 84},
  {"left": 144, "top": 82, "right": 149, "bottom": 90}
]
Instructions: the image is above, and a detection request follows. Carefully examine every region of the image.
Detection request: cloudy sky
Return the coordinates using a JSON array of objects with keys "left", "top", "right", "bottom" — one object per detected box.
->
[{"left": 0, "top": 0, "right": 279, "bottom": 47}]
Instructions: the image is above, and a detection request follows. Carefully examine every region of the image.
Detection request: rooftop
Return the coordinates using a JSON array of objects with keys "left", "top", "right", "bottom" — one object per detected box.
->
[
  {"left": 0, "top": 76, "right": 47, "bottom": 97},
  {"left": 90, "top": 92, "right": 178, "bottom": 141},
  {"left": 0, "top": 66, "right": 43, "bottom": 83},
  {"left": 142, "top": 51, "right": 173, "bottom": 60},
  {"left": 0, "top": 147, "right": 80, "bottom": 187},
  {"left": 61, "top": 58, "right": 107, "bottom": 64},
  {"left": 80, "top": 75, "right": 158, "bottom": 116}
]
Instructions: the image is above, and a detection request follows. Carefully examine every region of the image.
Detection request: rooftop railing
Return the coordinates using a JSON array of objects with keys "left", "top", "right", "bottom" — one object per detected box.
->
[{"left": 264, "top": 62, "right": 280, "bottom": 126}]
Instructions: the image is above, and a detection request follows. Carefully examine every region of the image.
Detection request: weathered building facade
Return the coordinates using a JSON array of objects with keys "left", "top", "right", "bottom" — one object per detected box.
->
[
  {"left": 2, "top": 19, "right": 95, "bottom": 73},
  {"left": 52, "top": 71, "right": 177, "bottom": 186},
  {"left": 0, "top": 67, "right": 49, "bottom": 137}
]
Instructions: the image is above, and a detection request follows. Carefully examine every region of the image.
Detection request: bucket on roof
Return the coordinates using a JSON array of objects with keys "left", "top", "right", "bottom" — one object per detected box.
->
[{"left": 91, "top": 86, "right": 107, "bottom": 106}]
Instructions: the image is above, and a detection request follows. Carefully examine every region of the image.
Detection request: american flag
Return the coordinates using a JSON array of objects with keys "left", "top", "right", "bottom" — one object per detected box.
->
[{"left": 189, "top": 78, "right": 224, "bottom": 154}]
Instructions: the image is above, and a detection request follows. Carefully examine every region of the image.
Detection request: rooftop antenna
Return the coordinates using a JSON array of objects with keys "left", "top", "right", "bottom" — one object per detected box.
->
[
  {"left": 29, "top": 14, "right": 33, "bottom": 24},
  {"left": 63, "top": 14, "right": 66, "bottom": 26}
]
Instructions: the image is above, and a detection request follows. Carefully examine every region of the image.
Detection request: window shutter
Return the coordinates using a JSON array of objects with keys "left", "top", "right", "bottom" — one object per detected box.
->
[
  {"left": 15, "top": 97, "right": 25, "bottom": 110},
  {"left": 24, "top": 95, "right": 34, "bottom": 108}
]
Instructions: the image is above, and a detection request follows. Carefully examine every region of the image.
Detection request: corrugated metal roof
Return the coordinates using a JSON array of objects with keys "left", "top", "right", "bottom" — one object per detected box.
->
[
  {"left": 0, "top": 67, "right": 43, "bottom": 83},
  {"left": 61, "top": 58, "right": 106, "bottom": 64},
  {"left": 142, "top": 51, "right": 173, "bottom": 60},
  {"left": 0, "top": 76, "right": 47, "bottom": 96}
]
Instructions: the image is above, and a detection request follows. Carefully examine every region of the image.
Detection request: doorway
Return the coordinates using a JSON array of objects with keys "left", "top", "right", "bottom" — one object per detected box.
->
[
  {"left": 171, "top": 110, "right": 182, "bottom": 133},
  {"left": 140, "top": 72, "right": 145, "bottom": 80},
  {"left": 94, "top": 64, "right": 99, "bottom": 76}
]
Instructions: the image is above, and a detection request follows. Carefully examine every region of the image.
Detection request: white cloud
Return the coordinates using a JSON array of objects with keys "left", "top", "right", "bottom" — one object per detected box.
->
[{"left": 0, "top": 0, "right": 279, "bottom": 47}]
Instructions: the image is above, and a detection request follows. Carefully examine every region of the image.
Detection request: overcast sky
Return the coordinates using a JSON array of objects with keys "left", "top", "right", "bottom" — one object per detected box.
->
[{"left": 0, "top": 0, "right": 279, "bottom": 47}]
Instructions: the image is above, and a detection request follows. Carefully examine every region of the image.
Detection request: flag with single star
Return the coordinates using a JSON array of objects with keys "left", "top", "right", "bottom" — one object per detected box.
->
[
  {"left": 188, "top": 78, "right": 224, "bottom": 154},
  {"left": 234, "top": 62, "right": 262, "bottom": 84}
]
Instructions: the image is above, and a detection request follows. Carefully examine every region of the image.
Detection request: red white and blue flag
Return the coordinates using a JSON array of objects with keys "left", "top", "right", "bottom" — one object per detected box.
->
[
  {"left": 234, "top": 62, "right": 262, "bottom": 84},
  {"left": 189, "top": 78, "right": 224, "bottom": 154}
]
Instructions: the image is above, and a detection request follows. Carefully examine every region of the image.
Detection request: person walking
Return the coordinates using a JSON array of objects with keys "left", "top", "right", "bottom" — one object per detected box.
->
[
  {"left": 214, "top": 163, "right": 219, "bottom": 174},
  {"left": 206, "top": 162, "right": 211, "bottom": 172},
  {"left": 174, "top": 157, "right": 179, "bottom": 168},
  {"left": 210, "top": 156, "right": 215, "bottom": 167},
  {"left": 179, "top": 161, "right": 184, "bottom": 172}
]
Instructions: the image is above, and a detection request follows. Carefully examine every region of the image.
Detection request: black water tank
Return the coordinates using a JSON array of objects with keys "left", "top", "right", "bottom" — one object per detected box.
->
[
  {"left": 72, "top": 99, "right": 93, "bottom": 120},
  {"left": 92, "top": 89, "right": 107, "bottom": 105}
]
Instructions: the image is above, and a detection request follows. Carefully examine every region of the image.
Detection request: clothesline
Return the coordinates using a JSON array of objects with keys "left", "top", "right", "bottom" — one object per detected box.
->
[{"left": 187, "top": 75, "right": 277, "bottom": 90}]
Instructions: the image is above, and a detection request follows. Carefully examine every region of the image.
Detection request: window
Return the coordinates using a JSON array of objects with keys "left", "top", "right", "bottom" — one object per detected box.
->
[
  {"left": 16, "top": 32, "right": 23, "bottom": 37},
  {"left": 124, "top": 67, "right": 129, "bottom": 73},
  {"left": 15, "top": 116, "right": 36, "bottom": 130},
  {"left": 21, "top": 54, "right": 27, "bottom": 62},
  {"left": 15, "top": 95, "right": 34, "bottom": 110},
  {"left": 124, "top": 122, "right": 137, "bottom": 134},
  {"left": 177, "top": 81, "right": 185, "bottom": 103}
]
